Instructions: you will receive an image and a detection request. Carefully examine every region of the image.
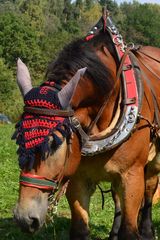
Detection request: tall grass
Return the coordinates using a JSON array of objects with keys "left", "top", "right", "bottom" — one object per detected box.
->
[{"left": 0, "top": 124, "right": 160, "bottom": 240}]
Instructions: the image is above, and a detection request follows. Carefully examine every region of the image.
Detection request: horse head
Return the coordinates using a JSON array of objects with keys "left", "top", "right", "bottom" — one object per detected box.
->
[{"left": 13, "top": 30, "right": 119, "bottom": 233}]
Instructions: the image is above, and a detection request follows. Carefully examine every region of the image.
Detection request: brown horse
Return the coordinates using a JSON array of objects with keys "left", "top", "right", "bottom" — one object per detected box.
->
[{"left": 13, "top": 15, "right": 160, "bottom": 240}]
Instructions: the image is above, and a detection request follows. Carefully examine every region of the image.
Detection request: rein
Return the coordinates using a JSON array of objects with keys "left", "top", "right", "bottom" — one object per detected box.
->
[
  {"left": 87, "top": 46, "right": 133, "bottom": 135},
  {"left": 133, "top": 50, "right": 160, "bottom": 128},
  {"left": 135, "top": 51, "right": 160, "bottom": 82},
  {"left": 137, "top": 50, "right": 160, "bottom": 64}
]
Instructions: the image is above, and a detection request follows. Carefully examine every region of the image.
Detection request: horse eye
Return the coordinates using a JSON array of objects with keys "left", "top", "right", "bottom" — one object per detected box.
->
[
  {"left": 48, "top": 134, "right": 63, "bottom": 153},
  {"left": 48, "top": 136, "right": 54, "bottom": 145}
]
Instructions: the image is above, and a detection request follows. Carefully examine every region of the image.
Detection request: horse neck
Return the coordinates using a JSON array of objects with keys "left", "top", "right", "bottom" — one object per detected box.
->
[
  {"left": 73, "top": 46, "right": 120, "bottom": 134},
  {"left": 94, "top": 47, "right": 120, "bottom": 132}
]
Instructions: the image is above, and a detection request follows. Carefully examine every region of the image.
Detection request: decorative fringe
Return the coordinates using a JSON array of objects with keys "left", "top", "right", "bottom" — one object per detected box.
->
[{"left": 12, "top": 85, "right": 73, "bottom": 170}]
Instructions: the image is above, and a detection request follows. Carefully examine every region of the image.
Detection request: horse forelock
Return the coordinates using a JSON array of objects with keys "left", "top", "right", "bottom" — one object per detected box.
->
[{"left": 46, "top": 30, "right": 116, "bottom": 98}]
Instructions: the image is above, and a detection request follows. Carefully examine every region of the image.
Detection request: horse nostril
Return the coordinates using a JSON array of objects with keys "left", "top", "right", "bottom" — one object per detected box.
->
[{"left": 29, "top": 217, "right": 40, "bottom": 231}]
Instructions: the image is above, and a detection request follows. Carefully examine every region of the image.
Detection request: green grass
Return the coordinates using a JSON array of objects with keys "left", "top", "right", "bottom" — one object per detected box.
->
[{"left": 0, "top": 124, "right": 160, "bottom": 240}]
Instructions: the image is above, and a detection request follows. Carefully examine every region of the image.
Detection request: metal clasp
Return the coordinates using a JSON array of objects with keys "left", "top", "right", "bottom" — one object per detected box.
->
[
  {"left": 71, "top": 116, "right": 81, "bottom": 129},
  {"left": 127, "top": 42, "right": 135, "bottom": 50},
  {"left": 113, "top": 34, "right": 123, "bottom": 45},
  {"left": 70, "top": 116, "right": 89, "bottom": 144}
]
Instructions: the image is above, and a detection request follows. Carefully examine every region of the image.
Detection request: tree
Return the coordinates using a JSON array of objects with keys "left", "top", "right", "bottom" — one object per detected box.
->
[
  {"left": 98, "top": 0, "right": 118, "bottom": 14},
  {"left": 0, "top": 12, "right": 45, "bottom": 72},
  {"left": 80, "top": 3, "right": 102, "bottom": 34},
  {"left": 120, "top": 1, "right": 160, "bottom": 46},
  {"left": 0, "top": 59, "right": 14, "bottom": 101},
  {"left": 0, "top": 1, "right": 16, "bottom": 13},
  {"left": 85, "top": 0, "right": 94, "bottom": 10},
  {"left": 0, "top": 58, "right": 22, "bottom": 120}
]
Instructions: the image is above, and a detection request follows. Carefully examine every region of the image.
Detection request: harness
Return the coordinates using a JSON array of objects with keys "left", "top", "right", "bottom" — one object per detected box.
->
[
  {"left": 81, "top": 17, "right": 141, "bottom": 155},
  {"left": 75, "top": 15, "right": 160, "bottom": 155},
  {"left": 14, "top": 12, "right": 160, "bottom": 203}
]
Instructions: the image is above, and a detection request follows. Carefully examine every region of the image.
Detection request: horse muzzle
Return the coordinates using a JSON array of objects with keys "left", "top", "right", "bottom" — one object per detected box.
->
[
  {"left": 13, "top": 196, "right": 48, "bottom": 233},
  {"left": 13, "top": 172, "right": 60, "bottom": 233},
  {"left": 14, "top": 208, "right": 42, "bottom": 233}
]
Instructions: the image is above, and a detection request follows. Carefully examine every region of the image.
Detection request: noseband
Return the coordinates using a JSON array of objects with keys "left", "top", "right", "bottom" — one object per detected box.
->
[{"left": 20, "top": 172, "right": 58, "bottom": 191}]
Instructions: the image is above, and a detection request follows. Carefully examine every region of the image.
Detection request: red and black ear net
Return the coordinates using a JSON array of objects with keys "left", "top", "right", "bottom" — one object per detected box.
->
[{"left": 12, "top": 85, "right": 73, "bottom": 170}]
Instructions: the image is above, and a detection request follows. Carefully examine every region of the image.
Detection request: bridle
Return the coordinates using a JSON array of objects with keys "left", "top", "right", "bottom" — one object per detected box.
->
[
  {"left": 18, "top": 12, "right": 160, "bottom": 194},
  {"left": 19, "top": 104, "right": 74, "bottom": 194},
  {"left": 18, "top": 15, "right": 139, "bottom": 193}
]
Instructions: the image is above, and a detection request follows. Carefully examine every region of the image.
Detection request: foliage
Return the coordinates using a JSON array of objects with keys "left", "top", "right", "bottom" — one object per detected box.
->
[
  {"left": 80, "top": 3, "right": 102, "bottom": 33},
  {"left": 0, "top": 59, "right": 14, "bottom": 101},
  {"left": 0, "top": 1, "right": 160, "bottom": 239},
  {"left": 0, "top": 12, "right": 45, "bottom": 70},
  {"left": 41, "top": 30, "right": 78, "bottom": 65},
  {"left": 0, "top": 0, "right": 160, "bottom": 120},
  {"left": 0, "top": 58, "right": 23, "bottom": 121},
  {"left": 120, "top": 1, "right": 160, "bottom": 46}
]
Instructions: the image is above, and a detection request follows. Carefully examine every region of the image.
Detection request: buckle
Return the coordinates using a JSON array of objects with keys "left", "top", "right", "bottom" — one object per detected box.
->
[{"left": 71, "top": 117, "right": 81, "bottom": 129}]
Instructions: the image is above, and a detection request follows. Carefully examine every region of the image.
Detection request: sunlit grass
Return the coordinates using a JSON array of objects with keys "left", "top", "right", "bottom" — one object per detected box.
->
[{"left": 0, "top": 124, "right": 159, "bottom": 240}]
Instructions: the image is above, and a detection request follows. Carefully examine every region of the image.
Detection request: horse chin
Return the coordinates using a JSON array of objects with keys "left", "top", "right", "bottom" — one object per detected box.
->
[{"left": 13, "top": 197, "right": 48, "bottom": 233}]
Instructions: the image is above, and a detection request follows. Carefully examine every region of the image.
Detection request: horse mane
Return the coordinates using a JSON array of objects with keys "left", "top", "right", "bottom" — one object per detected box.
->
[{"left": 46, "top": 30, "right": 116, "bottom": 97}]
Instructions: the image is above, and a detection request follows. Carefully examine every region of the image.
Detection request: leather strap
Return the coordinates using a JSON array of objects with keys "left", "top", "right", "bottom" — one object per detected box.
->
[
  {"left": 81, "top": 17, "right": 140, "bottom": 155},
  {"left": 116, "top": 47, "right": 133, "bottom": 81},
  {"left": 136, "top": 51, "right": 160, "bottom": 81},
  {"left": 138, "top": 50, "right": 160, "bottom": 64},
  {"left": 20, "top": 172, "right": 58, "bottom": 191},
  {"left": 134, "top": 51, "right": 160, "bottom": 128},
  {"left": 86, "top": 44, "right": 138, "bottom": 136},
  {"left": 24, "top": 106, "right": 74, "bottom": 117},
  {"left": 71, "top": 117, "right": 89, "bottom": 143}
]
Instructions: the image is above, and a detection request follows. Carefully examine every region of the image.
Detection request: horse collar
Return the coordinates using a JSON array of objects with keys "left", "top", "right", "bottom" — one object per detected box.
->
[{"left": 81, "top": 18, "right": 141, "bottom": 156}]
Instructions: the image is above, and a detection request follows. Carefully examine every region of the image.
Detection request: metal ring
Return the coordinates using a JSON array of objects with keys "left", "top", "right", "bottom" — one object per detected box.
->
[
  {"left": 127, "top": 42, "right": 135, "bottom": 50},
  {"left": 113, "top": 35, "right": 123, "bottom": 45}
]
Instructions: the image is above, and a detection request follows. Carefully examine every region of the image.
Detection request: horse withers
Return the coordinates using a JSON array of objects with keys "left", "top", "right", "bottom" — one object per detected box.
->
[{"left": 13, "top": 16, "right": 160, "bottom": 240}]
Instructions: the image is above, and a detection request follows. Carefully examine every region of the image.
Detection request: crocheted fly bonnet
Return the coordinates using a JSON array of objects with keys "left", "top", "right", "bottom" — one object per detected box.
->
[
  {"left": 13, "top": 84, "right": 72, "bottom": 169},
  {"left": 13, "top": 59, "right": 87, "bottom": 170}
]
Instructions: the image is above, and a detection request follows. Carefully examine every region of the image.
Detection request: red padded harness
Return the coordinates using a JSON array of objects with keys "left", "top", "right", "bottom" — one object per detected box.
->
[{"left": 113, "top": 35, "right": 138, "bottom": 107}]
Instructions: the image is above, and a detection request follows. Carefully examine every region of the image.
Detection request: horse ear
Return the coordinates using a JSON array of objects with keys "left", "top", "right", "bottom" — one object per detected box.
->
[
  {"left": 17, "top": 58, "right": 33, "bottom": 97},
  {"left": 58, "top": 67, "right": 87, "bottom": 109}
]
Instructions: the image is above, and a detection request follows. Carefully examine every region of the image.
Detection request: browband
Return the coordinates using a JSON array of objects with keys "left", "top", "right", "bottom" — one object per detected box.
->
[{"left": 24, "top": 106, "right": 74, "bottom": 117}]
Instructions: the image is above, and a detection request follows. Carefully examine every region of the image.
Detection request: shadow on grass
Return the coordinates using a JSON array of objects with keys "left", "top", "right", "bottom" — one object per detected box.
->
[
  {"left": 90, "top": 223, "right": 109, "bottom": 240},
  {"left": 0, "top": 217, "right": 110, "bottom": 240},
  {"left": 0, "top": 217, "right": 70, "bottom": 240},
  {"left": 154, "top": 220, "right": 160, "bottom": 239},
  {"left": 153, "top": 202, "right": 160, "bottom": 239},
  {"left": 2, "top": 216, "right": 159, "bottom": 240}
]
